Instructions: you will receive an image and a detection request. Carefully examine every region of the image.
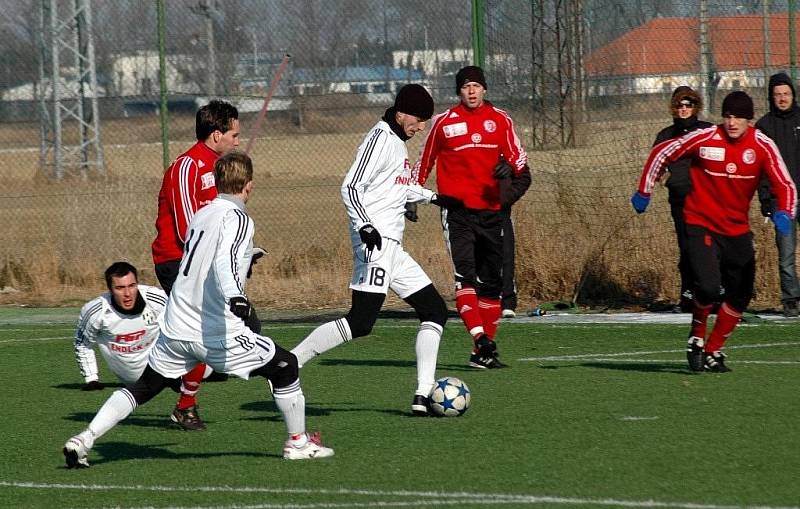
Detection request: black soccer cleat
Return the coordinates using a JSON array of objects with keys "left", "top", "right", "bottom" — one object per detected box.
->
[
  {"left": 469, "top": 352, "right": 506, "bottom": 369},
  {"left": 704, "top": 351, "right": 731, "bottom": 373},
  {"left": 686, "top": 336, "right": 705, "bottom": 372},
  {"left": 171, "top": 405, "right": 207, "bottom": 431},
  {"left": 411, "top": 394, "right": 430, "bottom": 416}
]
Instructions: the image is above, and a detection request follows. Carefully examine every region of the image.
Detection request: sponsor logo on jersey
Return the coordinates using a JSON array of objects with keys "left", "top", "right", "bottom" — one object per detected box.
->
[
  {"left": 198, "top": 160, "right": 205, "bottom": 168},
  {"left": 395, "top": 175, "right": 414, "bottom": 185},
  {"left": 742, "top": 149, "right": 756, "bottom": 164},
  {"left": 471, "top": 133, "right": 482, "bottom": 144},
  {"left": 201, "top": 172, "right": 215, "bottom": 190},
  {"left": 448, "top": 111, "right": 459, "bottom": 118},
  {"left": 726, "top": 162, "right": 737, "bottom": 173},
  {"left": 699, "top": 146, "right": 725, "bottom": 161},
  {"left": 712, "top": 133, "right": 723, "bottom": 140},
  {"left": 483, "top": 120, "right": 497, "bottom": 133},
  {"left": 117, "top": 330, "right": 146, "bottom": 343},
  {"left": 443, "top": 122, "right": 468, "bottom": 138}
]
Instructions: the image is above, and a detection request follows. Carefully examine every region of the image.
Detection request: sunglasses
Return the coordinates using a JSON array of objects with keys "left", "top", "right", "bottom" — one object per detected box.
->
[{"left": 677, "top": 100, "right": 696, "bottom": 108}]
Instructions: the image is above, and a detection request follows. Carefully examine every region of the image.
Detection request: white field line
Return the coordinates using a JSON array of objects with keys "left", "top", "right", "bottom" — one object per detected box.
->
[
  {"left": 519, "top": 342, "right": 800, "bottom": 362},
  {"left": 0, "top": 336, "right": 71, "bottom": 344},
  {"left": 0, "top": 481, "right": 797, "bottom": 509}
]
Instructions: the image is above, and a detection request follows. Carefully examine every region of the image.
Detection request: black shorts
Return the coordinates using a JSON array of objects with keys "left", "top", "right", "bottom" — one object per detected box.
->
[
  {"left": 442, "top": 207, "right": 506, "bottom": 297},
  {"left": 685, "top": 224, "right": 755, "bottom": 311}
]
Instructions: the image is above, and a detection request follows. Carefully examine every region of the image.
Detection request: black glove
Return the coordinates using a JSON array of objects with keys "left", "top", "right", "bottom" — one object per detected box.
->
[
  {"left": 359, "top": 224, "right": 382, "bottom": 251},
  {"left": 431, "top": 194, "right": 464, "bottom": 209},
  {"left": 760, "top": 200, "right": 776, "bottom": 218},
  {"left": 404, "top": 202, "right": 418, "bottom": 222},
  {"left": 247, "top": 247, "right": 267, "bottom": 278},
  {"left": 229, "top": 296, "right": 252, "bottom": 320},
  {"left": 493, "top": 159, "right": 513, "bottom": 179},
  {"left": 81, "top": 380, "right": 104, "bottom": 391}
]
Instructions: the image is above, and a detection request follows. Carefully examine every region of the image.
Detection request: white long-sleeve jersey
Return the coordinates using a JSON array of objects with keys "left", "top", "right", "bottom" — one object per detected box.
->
[
  {"left": 160, "top": 194, "right": 254, "bottom": 343},
  {"left": 341, "top": 120, "right": 436, "bottom": 247},
  {"left": 74, "top": 285, "right": 167, "bottom": 384}
]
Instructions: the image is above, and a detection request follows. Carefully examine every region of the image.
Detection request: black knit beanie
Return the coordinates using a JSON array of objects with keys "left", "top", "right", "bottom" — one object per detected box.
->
[
  {"left": 455, "top": 65, "right": 487, "bottom": 94},
  {"left": 721, "top": 91, "right": 754, "bottom": 119},
  {"left": 394, "top": 84, "right": 434, "bottom": 120}
]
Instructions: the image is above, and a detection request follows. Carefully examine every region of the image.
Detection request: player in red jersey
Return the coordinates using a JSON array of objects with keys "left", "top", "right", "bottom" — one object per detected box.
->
[
  {"left": 151, "top": 100, "right": 242, "bottom": 428},
  {"left": 415, "top": 66, "right": 531, "bottom": 369},
  {"left": 633, "top": 91, "right": 797, "bottom": 372}
]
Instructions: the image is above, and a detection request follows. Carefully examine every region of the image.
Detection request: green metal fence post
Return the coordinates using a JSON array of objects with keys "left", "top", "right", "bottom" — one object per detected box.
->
[
  {"left": 157, "top": 0, "right": 170, "bottom": 169},
  {"left": 471, "top": 0, "right": 485, "bottom": 68}
]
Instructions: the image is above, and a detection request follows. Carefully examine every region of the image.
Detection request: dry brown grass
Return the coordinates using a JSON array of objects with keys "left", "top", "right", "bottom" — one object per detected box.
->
[{"left": 0, "top": 101, "right": 789, "bottom": 311}]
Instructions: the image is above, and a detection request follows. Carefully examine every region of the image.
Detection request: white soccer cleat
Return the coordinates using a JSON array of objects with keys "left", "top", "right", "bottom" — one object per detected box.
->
[
  {"left": 63, "top": 435, "right": 91, "bottom": 469},
  {"left": 501, "top": 309, "right": 516, "bottom": 318},
  {"left": 283, "top": 432, "right": 335, "bottom": 460}
]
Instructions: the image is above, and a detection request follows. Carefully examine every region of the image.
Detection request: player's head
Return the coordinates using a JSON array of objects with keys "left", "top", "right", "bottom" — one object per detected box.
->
[
  {"left": 768, "top": 72, "right": 796, "bottom": 113},
  {"left": 196, "top": 100, "right": 240, "bottom": 154},
  {"left": 670, "top": 86, "right": 702, "bottom": 120},
  {"left": 394, "top": 84, "right": 434, "bottom": 138},
  {"left": 214, "top": 151, "right": 254, "bottom": 201},
  {"left": 104, "top": 262, "right": 139, "bottom": 311},
  {"left": 721, "top": 91, "right": 753, "bottom": 140},
  {"left": 456, "top": 65, "right": 487, "bottom": 109}
]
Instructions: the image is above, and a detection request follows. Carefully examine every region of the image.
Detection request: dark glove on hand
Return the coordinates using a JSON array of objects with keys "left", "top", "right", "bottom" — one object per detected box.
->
[
  {"left": 431, "top": 194, "right": 464, "bottom": 209},
  {"left": 359, "top": 224, "right": 382, "bottom": 251},
  {"left": 229, "top": 296, "right": 252, "bottom": 320},
  {"left": 81, "top": 380, "right": 104, "bottom": 391},
  {"left": 404, "top": 202, "right": 418, "bottom": 222},
  {"left": 247, "top": 247, "right": 267, "bottom": 278},
  {"left": 493, "top": 159, "right": 513, "bottom": 179},
  {"left": 772, "top": 210, "right": 793, "bottom": 236},
  {"left": 760, "top": 200, "right": 775, "bottom": 218}
]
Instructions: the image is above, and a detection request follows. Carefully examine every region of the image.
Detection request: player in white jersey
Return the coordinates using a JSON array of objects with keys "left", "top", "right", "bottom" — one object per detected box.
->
[
  {"left": 291, "top": 84, "right": 462, "bottom": 416},
  {"left": 63, "top": 153, "right": 333, "bottom": 468},
  {"left": 74, "top": 261, "right": 210, "bottom": 430}
]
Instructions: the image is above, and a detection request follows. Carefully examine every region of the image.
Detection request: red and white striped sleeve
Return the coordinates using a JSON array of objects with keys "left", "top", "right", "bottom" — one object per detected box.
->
[
  {"left": 756, "top": 131, "right": 798, "bottom": 218},
  {"left": 169, "top": 155, "right": 200, "bottom": 243},
  {"left": 638, "top": 126, "right": 716, "bottom": 195},
  {"left": 497, "top": 108, "right": 528, "bottom": 173}
]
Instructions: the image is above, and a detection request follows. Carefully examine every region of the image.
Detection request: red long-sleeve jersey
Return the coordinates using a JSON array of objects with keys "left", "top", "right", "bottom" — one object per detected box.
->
[
  {"left": 152, "top": 141, "right": 220, "bottom": 264},
  {"left": 414, "top": 101, "right": 527, "bottom": 210},
  {"left": 639, "top": 125, "right": 797, "bottom": 236}
]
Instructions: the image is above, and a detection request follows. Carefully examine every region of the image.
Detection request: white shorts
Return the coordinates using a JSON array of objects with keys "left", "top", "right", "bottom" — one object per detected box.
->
[
  {"left": 149, "top": 331, "right": 277, "bottom": 381},
  {"left": 350, "top": 239, "right": 432, "bottom": 299}
]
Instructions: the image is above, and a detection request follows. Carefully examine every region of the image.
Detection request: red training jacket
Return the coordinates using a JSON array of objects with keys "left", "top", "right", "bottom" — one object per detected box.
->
[
  {"left": 414, "top": 101, "right": 527, "bottom": 210},
  {"left": 638, "top": 125, "right": 797, "bottom": 236},
  {"left": 152, "top": 141, "right": 220, "bottom": 264}
]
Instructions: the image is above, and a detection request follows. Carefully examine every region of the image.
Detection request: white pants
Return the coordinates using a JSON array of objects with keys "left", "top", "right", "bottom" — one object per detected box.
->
[
  {"left": 350, "top": 239, "right": 432, "bottom": 298},
  {"left": 149, "top": 331, "right": 277, "bottom": 381}
]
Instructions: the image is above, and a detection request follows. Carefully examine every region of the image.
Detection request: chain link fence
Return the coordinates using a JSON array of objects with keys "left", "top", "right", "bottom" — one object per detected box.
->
[{"left": 0, "top": 0, "right": 795, "bottom": 310}]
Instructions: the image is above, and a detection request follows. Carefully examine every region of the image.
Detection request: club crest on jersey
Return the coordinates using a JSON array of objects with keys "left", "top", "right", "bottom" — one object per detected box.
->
[
  {"left": 471, "top": 133, "right": 482, "bottom": 144},
  {"left": 726, "top": 162, "right": 738, "bottom": 174},
  {"left": 742, "top": 149, "right": 756, "bottom": 164},
  {"left": 443, "top": 122, "right": 468, "bottom": 138},
  {"left": 201, "top": 172, "right": 215, "bottom": 190},
  {"left": 483, "top": 120, "right": 496, "bottom": 133},
  {"left": 700, "top": 146, "right": 725, "bottom": 161}
]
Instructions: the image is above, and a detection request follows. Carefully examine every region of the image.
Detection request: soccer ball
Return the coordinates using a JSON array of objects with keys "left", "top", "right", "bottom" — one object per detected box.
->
[{"left": 428, "top": 377, "right": 471, "bottom": 417}]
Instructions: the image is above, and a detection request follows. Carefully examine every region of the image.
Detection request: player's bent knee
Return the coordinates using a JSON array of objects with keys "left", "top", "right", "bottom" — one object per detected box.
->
[
  {"left": 343, "top": 313, "right": 377, "bottom": 338},
  {"left": 407, "top": 285, "right": 448, "bottom": 327},
  {"left": 126, "top": 365, "right": 170, "bottom": 405},
  {"left": 251, "top": 345, "right": 299, "bottom": 390}
]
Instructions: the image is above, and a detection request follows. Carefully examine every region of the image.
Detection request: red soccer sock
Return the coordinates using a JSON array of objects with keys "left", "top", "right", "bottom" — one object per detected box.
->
[
  {"left": 177, "top": 363, "right": 207, "bottom": 410},
  {"left": 478, "top": 296, "right": 501, "bottom": 339},
  {"left": 690, "top": 300, "right": 714, "bottom": 340},
  {"left": 455, "top": 286, "right": 484, "bottom": 340},
  {"left": 705, "top": 303, "right": 742, "bottom": 353}
]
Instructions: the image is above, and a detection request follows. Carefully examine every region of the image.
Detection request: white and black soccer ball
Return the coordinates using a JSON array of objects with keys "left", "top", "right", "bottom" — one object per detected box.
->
[{"left": 428, "top": 377, "right": 471, "bottom": 417}]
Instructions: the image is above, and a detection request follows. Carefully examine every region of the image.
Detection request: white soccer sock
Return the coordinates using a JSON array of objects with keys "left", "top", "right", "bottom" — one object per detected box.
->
[
  {"left": 415, "top": 321, "right": 443, "bottom": 396},
  {"left": 274, "top": 387, "right": 306, "bottom": 437},
  {"left": 290, "top": 318, "right": 352, "bottom": 368},
  {"left": 85, "top": 389, "right": 137, "bottom": 446}
]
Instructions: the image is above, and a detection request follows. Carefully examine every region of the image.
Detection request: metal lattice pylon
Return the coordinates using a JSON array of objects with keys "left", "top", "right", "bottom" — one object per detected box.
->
[{"left": 38, "top": 0, "right": 104, "bottom": 180}]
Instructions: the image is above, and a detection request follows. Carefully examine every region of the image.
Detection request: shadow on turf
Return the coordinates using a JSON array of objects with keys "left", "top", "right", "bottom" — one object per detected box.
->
[
  {"left": 318, "top": 358, "right": 477, "bottom": 372},
  {"left": 53, "top": 382, "right": 125, "bottom": 390},
  {"left": 238, "top": 400, "right": 411, "bottom": 420},
  {"left": 66, "top": 441, "right": 279, "bottom": 467},
  {"left": 64, "top": 412, "right": 190, "bottom": 429},
  {"left": 541, "top": 362, "right": 691, "bottom": 375}
]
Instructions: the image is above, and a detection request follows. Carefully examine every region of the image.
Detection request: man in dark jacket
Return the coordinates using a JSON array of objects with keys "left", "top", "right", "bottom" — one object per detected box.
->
[
  {"left": 653, "top": 86, "right": 713, "bottom": 312},
  {"left": 757, "top": 72, "right": 800, "bottom": 317}
]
